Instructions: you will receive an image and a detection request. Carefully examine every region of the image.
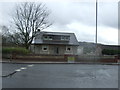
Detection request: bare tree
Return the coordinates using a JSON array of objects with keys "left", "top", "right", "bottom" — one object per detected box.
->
[
  {"left": 9, "top": 32, "right": 24, "bottom": 45},
  {"left": 1, "top": 25, "right": 10, "bottom": 36},
  {"left": 13, "top": 2, "right": 52, "bottom": 49},
  {"left": 1, "top": 25, "right": 11, "bottom": 46}
]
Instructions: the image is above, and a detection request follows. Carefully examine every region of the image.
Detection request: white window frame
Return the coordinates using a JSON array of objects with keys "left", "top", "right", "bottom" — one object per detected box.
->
[{"left": 42, "top": 45, "right": 48, "bottom": 51}]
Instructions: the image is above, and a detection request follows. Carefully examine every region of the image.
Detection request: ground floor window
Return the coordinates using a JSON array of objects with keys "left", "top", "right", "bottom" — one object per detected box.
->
[
  {"left": 66, "top": 46, "right": 72, "bottom": 51},
  {"left": 42, "top": 45, "right": 48, "bottom": 51}
]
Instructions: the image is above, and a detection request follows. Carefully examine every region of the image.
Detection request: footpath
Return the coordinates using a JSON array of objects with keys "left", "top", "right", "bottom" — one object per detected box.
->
[{"left": 1, "top": 59, "right": 119, "bottom": 65}]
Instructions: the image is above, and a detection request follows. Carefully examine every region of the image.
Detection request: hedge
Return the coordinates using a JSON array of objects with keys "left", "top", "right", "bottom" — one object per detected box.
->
[
  {"left": 2, "top": 47, "right": 30, "bottom": 55},
  {"left": 102, "top": 49, "right": 120, "bottom": 55}
]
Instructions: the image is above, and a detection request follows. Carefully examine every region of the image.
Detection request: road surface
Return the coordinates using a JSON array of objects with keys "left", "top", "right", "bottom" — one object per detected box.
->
[{"left": 2, "top": 63, "right": 119, "bottom": 88}]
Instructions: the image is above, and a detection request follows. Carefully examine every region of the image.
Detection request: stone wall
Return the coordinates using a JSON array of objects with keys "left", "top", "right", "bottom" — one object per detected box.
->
[{"left": 30, "top": 44, "right": 78, "bottom": 55}]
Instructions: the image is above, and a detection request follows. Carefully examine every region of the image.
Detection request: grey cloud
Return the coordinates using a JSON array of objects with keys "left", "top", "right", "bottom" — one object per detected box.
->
[
  {"left": 98, "top": 2, "right": 118, "bottom": 29},
  {"left": 46, "top": 1, "right": 117, "bottom": 28},
  {"left": 118, "top": 1, "right": 120, "bottom": 30},
  {"left": 0, "top": 1, "right": 118, "bottom": 45},
  {"left": 46, "top": 2, "right": 96, "bottom": 26}
]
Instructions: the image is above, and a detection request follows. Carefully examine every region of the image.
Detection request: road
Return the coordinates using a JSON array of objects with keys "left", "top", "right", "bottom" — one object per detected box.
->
[{"left": 2, "top": 63, "right": 119, "bottom": 88}]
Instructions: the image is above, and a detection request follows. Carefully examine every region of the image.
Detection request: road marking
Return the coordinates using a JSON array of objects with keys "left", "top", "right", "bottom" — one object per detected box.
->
[
  {"left": 21, "top": 67, "right": 27, "bottom": 70},
  {"left": 28, "top": 64, "right": 34, "bottom": 67},
  {"left": 15, "top": 69, "right": 21, "bottom": 72},
  {"left": 2, "top": 65, "right": 34, "bottom": 78}
]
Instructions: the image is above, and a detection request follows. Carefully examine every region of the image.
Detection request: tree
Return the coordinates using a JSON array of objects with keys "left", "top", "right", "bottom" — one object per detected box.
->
[
  {"left": 1, "top": 25, "right": 11, "bottom": 46},
  {"left": 102, "top": 49, "right": 120, "bottom": 55},
  {"left": 13, "top": 2, "right": 52, "bottom": 49},
  {"left": 1, "top": 25, "right": 10, "bottom": 36},
  {"left": 9, "top": 32, "right": 24, "bottom": 45},
  {"left": 1, "top": 25, "right": 21, "bottom": 46}
]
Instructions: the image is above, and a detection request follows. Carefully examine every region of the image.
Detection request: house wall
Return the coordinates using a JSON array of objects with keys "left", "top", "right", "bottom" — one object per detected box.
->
[
  {"left": 77, "top": 46, "right": 83, "bottom": 55},
  {"left": 30, "top": 45, "right": 78, "bottom": 55}
]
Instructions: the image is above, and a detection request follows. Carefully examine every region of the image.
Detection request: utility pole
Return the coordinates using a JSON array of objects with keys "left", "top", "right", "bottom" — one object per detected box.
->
[
  {"left": 96, "top": 0, "right": 97, "bottom": 45},
  {"left": 95, "top": 0, "right": 98, "bottom": 62}
]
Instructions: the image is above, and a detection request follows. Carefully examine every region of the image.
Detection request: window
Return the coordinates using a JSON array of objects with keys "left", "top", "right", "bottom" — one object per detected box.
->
[
  {"left": 43, "top": 36, "right": 49, "bottom": 40},
  {"left": 67, "top": 47, "right": 71, "bottom": 51},
  {"left": 43, "top": 35, "right": 53, "bottom": 40},
  {"left": 49, "top": 36, "right": 53, "bottom": 40},
  {"left": 66, "top": 46, "right": 72, "bottom": 51},
  {"left": 61, "top": 36, "right": 70, "bottom": 41},
  {"left": 61, "top": 36, "right": 65, "bottom": 40},
  {"left": 42, "top": 46, "right": 48, "bottom": 51},
  {"left": 44, "top": 36, "right": 47, "bottom": 39},
  {"left": 64, "top": 36, "right": 69, "bottom": 40}
]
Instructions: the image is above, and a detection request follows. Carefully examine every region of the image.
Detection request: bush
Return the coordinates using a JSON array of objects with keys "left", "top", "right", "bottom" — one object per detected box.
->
[
  {"left": 2, "top": 47, "right": 30, "bottom": 55},
  {"left": 102, "top": 49, "right": 120, "bottom": 55}
]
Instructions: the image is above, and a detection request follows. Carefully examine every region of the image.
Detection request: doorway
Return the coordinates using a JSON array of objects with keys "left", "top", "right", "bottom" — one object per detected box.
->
[{"left": 54, "top": 47, "right": 59, "bottom": 55}]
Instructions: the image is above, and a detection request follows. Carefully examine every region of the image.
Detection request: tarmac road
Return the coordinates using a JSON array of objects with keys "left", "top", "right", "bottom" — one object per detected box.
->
[{"left": 2, "top": 63, "right": 119, "bottom": 88}]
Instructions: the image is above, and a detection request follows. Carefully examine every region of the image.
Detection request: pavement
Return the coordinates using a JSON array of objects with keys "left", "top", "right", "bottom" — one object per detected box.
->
[{"left": 1, "top": 59, "right": 119, "bottom": 65}]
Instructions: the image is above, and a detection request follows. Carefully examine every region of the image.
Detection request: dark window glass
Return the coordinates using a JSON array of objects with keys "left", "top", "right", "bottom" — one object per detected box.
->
[
  {"left": 67, "top": 48, "right": 71, "bottom": 51},
  {"left": 43, "top": 48, "right": 47, "bottom": 50}
]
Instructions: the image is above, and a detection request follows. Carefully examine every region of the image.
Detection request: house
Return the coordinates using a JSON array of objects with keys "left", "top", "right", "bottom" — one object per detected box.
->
[{"left": 30, "top": 31, "right": 79, "bottom": 55}]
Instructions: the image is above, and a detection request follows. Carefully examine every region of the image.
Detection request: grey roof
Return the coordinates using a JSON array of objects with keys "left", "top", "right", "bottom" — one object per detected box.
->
[{"left": 32, "top": 31, "right": 79, "bottom": 46}]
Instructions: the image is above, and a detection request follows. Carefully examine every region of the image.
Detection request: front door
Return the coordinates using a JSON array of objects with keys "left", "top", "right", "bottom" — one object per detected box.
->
[{"left": 54, "top": 47, "right": 59, "bottom": 55}]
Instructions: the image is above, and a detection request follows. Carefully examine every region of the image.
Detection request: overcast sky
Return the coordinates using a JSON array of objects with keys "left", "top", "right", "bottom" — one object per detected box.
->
[{"left": 0, "top": 0, "right": 118, "bottom": 45}]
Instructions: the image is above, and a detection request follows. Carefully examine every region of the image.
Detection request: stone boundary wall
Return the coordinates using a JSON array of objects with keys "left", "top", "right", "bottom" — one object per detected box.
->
[{"left": 2, "top": 54, "right": 118, "bottom": 63}]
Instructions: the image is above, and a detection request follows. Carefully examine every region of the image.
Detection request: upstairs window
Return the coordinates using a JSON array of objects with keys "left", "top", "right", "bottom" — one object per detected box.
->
[
  {"left": 43, "top": 35, "right": 53, "bottom": 40},
  {"left": 43, "top": 35, "right": 69, "bottom": 41},
  {"left": 49, "top": 36, "right": 53, "bottom": 40},
  {"left": 44, "top": 36, "right": 48, "bottom": 40},
  {"left": 61, "top": 36, "right": 70, "bottom": 41}
]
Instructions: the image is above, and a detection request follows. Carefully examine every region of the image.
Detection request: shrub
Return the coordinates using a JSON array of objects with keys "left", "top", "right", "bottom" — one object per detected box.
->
[
  {"left": 102, "top": 49, "right": 120, "bottom": 55},
  {"left": 2, "top": 47, "right": 30, "bottom": 55}
]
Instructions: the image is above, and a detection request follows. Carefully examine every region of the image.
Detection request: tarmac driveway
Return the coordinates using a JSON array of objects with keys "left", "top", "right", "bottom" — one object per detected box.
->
[{"left": 2, "top": 63, "right": 118, "bottom": 88}]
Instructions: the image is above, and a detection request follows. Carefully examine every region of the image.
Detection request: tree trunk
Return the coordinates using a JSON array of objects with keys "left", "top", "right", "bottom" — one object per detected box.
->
[{"left": 25, "top": 43, "right": 30, "bottom": 50}]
